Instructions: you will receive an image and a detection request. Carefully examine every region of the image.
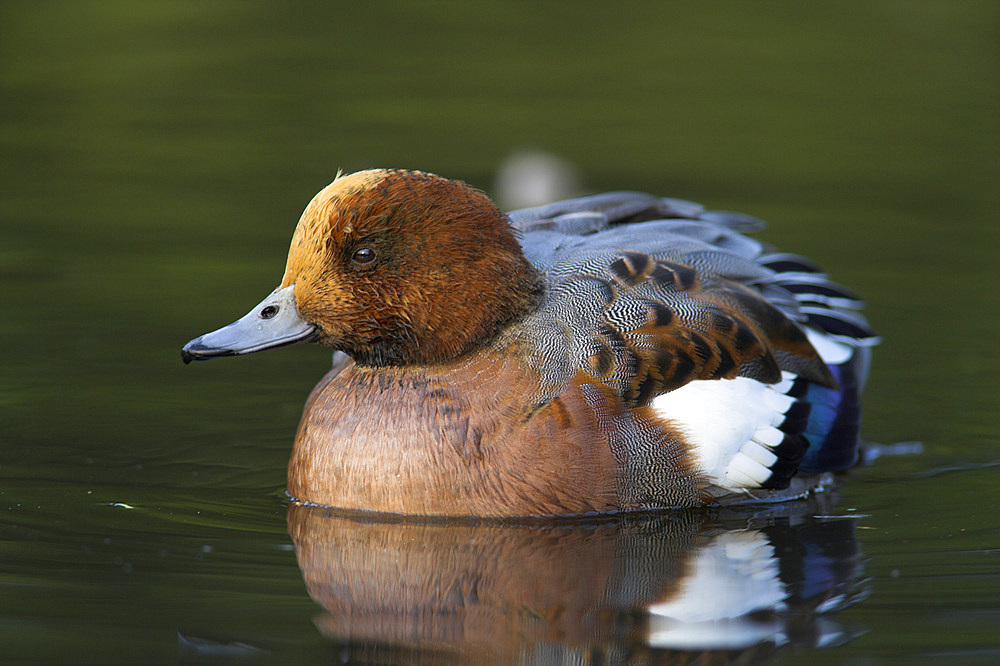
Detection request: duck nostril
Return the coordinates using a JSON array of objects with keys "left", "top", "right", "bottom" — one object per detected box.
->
[{"left": 260, "top": 305, "right": 279, "bottom": 319}]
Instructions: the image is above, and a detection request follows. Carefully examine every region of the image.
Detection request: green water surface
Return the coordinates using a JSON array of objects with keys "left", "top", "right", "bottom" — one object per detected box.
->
[{"left": 2, "top": 2, "right": 998, "bottom": 663}]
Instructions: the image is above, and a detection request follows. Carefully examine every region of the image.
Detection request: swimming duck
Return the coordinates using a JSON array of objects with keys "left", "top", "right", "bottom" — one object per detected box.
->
[{"left": 182, "top": 169, "right": 877, "bottom": 517}]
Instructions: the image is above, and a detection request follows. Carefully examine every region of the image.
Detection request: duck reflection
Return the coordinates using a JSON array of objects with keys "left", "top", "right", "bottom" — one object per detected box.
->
[{"left": 287, "top": 495, "right": 866, "bottom": 664}]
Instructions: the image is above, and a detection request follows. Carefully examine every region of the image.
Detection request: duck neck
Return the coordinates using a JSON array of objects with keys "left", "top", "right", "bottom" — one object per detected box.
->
[{"left": 348, "top": 258, "right": 546, "bottom": 368}]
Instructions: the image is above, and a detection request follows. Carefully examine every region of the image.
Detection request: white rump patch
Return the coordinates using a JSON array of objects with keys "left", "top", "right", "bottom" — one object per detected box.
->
[{"left": 650, "top": 375, "right": 797, "bottom": 490}]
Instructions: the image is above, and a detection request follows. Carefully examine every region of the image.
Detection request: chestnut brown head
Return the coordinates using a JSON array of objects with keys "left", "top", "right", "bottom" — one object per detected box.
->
[{"left": 183, "top": 169, "right": 543, "bottom": 366}]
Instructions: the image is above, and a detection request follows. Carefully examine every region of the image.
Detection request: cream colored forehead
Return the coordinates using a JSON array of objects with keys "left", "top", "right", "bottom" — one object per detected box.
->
[
  {"left": 319, "top": 169, "right": 388, "bottom": 198},
  {"left": 303, "top": 169, "right": 386, "bottom": 217},
  {"left": 282, "top": 170, "right": 396, "bottom": 286},
  {"left": 291, "top": 169, "right": 390, "bottom": 239}
]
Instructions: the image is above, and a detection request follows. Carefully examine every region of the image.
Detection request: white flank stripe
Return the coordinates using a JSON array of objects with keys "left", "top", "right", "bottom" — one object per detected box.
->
[
  {"left": 726, "top": 455, "right": 772, "bottom": 486},
  {"left": 742, "top": 442, "right": 778, "bottom": 467},
  {"left": 752, "top": 426, "right": 784, "bottom": 447},
  {"left": 651, "top": 376, "right": 796, "bottom": 490}
]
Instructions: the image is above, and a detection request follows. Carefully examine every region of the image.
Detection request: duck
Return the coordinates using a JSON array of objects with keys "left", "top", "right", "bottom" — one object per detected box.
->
[{"left": 182, "top": 169, "right": 878, "bottom": 517}]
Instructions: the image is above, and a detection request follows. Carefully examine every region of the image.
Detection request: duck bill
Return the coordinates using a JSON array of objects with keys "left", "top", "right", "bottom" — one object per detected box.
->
[{"left": 181, "top": 284, "right": 317, "bottom": 364}]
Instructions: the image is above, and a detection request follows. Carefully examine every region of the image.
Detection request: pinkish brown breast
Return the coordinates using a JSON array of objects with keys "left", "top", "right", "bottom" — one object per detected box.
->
[{"left": 286, "top": 348, "right": 624, "bottom": 516}]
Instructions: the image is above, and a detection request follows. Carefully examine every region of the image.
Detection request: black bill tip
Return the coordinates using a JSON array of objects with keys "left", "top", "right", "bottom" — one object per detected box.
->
[{"left": 181, "top": 339, "right": 237, "bottom": 364}]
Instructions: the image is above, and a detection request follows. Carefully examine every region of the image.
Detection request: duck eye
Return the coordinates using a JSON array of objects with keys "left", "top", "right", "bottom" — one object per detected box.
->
[
  {"left": 259, "top": 305, "right": 279, "bottom": 319},
  {"left": 352, "top": 247, "right": 376, "bottom": 265}
]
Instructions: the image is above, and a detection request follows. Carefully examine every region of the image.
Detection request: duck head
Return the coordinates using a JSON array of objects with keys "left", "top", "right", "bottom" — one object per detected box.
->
[{"left": 182, "top": 169, "right": 544, "bottom": 367}]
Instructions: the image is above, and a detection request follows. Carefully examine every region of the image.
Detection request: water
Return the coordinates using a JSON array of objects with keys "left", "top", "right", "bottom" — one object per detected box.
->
[{"left": 2, "top": 2, "right": 998, "bottom": 663}]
